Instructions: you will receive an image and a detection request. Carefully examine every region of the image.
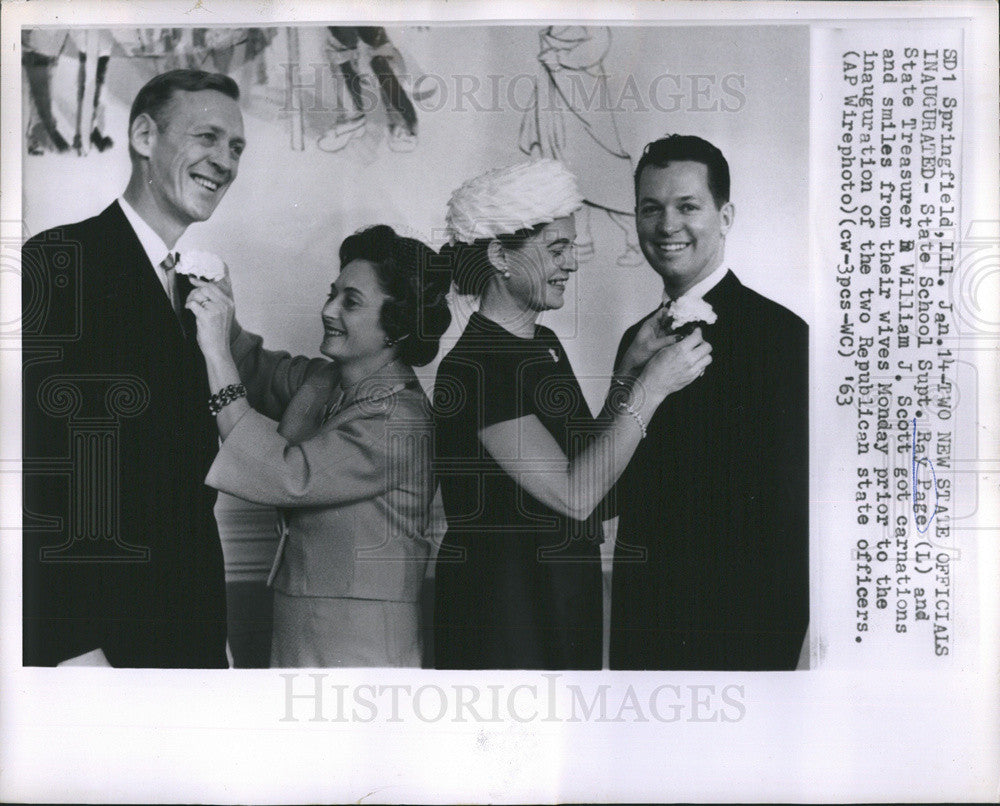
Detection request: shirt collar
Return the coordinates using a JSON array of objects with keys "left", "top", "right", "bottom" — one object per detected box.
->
[
  {"left": 662, "top": 264, "right": 729, "bottom": 305},
  {"left": 118, "top": 196, "right": 175, "bottom": 268}
]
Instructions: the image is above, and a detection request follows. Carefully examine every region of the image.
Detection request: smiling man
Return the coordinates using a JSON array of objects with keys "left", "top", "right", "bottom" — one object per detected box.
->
[
  {"left": 22, "top": 70, "right": 245, "bottom": 667},
  {"left": 608, "top": 135, "right": 809, "bottom": 670}
]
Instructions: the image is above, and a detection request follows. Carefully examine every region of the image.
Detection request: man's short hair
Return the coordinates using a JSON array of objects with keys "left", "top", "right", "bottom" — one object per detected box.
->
[
  {"left": 634, "top": 134, "right": 730, "bottom": 209},
  {"left": 128, "top": 69, "right": 240, "bottom": 157}
]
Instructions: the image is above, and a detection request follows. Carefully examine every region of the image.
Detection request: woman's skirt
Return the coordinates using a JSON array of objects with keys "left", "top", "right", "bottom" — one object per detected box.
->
[{"left": 270, "top": 590, "right": 422, "bottom": 667}]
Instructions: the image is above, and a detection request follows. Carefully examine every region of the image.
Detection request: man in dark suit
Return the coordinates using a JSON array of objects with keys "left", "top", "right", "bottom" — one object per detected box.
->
[
  {"left": 608, "top": 135, "right": 808, "bottom": 670},
  {"left": 22, "top": 69, "right": 246, "bottom": 667}
]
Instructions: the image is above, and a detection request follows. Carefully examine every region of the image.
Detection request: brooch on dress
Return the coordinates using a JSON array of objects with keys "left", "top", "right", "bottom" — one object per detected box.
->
[{"left": 548, "top": 347, "right": 559, "bottom": 363}]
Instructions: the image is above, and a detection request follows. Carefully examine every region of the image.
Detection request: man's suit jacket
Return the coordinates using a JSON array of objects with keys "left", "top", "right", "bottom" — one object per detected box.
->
[
  {"left": 22, "top": 201, "right": 228, "bottom": 667},
  {"left": 609, "top": 270, "right": 809, "bottom": 670}
]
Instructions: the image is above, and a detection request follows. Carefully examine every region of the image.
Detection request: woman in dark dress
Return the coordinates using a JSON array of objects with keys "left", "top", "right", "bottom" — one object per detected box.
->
[{"left": 432, "top": 159, "right": 712, "bottom": 669}]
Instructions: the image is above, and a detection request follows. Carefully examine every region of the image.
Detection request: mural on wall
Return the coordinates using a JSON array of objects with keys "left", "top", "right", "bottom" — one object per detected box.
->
[
  {"left": 130, "top": 27, "right": 277, "bottom": 76},
  {"left": 21, "top": 27, "right": 441, "bottom": 159},
  {"left": 22, "top": 27, "right": 279, "bottom": 156},
  {"left": 519, "top": 26, "right": 642, "bottom": 266},
  {"left": 22, "top": 29, "right": 116, "bottom": 155},
  {"left": 317, "top": 26, "right": 432, "bottom": 153},
  {"left": 21, "top": 23, "right": 810, "bottom": 310}
]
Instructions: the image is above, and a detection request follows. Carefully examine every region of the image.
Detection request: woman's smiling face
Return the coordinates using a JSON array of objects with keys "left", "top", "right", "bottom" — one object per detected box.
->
[
  {"left": 501, "top": 215, "right": 578, "bottom": 312},
  {"left": 320, "top": 259, "right": 391, "bottom": 364}
]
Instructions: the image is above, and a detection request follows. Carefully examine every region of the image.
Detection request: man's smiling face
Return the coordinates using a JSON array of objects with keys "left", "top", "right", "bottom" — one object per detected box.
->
[
  {"left": 144, "top": 89, "right": 245, "bottom": 228},
  {"left": 635, "top": 160, "right": 733, "bottom": 298}
]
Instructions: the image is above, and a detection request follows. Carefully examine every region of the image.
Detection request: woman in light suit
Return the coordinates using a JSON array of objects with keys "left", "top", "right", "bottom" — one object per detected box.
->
[{"left": 187, "top": 225, "right": 450, "bottom": 667}]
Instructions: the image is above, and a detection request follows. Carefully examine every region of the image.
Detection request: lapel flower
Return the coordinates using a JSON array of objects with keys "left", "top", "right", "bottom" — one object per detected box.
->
[
  {"left": 663, "top": 295, "right": 717, "bottom": 337},
  {"left": 175, "top": 250, "right": 226, "bottom": 282}
]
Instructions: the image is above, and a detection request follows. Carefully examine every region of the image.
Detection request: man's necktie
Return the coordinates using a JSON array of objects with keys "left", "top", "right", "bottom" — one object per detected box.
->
[{"left": 161, "top": 251, "right": 183, "bottom": 322}]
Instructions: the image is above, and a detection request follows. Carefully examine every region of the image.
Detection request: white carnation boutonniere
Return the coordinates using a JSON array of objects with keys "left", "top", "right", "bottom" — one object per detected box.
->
[
  {"left": 175, "top": 250, "right": 227, "bottom": 282},
  {"left": 663, "top": 295, "right": 717, "bottom": 337}
]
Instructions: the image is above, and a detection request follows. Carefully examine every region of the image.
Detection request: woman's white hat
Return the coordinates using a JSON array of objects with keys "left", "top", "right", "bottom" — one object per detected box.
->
[{"left": 446, "top": 158, "right": 583, "bottom": 244}]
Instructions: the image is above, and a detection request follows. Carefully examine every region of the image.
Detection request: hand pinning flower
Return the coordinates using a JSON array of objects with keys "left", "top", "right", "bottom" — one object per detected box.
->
[
  {"left": 175, "top": 250, "right": 227, "bottom": 282},
  {"left": 663, "top": 296, "right": 717, "bottom": 337}
]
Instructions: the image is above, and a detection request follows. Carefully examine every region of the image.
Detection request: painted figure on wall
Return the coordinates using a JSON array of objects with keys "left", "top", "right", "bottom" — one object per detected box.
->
[
  {"left": 22, "top": 29, "right": 114, "bottom": 156},
  {"left": 519, "top": 26, "right": 642, "bottom": 266},
  {"left": 318, "top": 27, "right": 429, "bottom": 153}
]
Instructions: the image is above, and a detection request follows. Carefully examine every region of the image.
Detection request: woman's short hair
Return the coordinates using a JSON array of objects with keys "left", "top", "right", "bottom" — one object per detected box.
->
[{"left": 339, "top": 225, "right": 452, "bottom": 367}]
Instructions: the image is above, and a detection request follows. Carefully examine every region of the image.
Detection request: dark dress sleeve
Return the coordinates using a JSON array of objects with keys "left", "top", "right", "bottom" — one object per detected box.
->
[{"left": 480, "top": 352, "right": 525, "bottom": 429}]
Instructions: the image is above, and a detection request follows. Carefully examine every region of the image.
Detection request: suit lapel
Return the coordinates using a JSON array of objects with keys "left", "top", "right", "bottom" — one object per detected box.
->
[
  {"left": 702, "top": 270, "right": 740, "bottom": 317},
  {"left": 102, "top": 201, "right": 188, "bottom": 342}
]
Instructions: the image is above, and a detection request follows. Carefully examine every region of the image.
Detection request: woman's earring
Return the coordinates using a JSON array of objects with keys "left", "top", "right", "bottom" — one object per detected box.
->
[
  {"left": 499, "top": 269, "right": 511, "bottom": 280},
  {"left": 384, "top": 336, "right": 395, "bottom": 347}
]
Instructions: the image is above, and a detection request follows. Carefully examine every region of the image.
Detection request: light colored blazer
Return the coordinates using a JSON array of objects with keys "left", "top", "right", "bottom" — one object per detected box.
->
[{"left": 205, "top": 325, "right": 435, "bottom": 603}]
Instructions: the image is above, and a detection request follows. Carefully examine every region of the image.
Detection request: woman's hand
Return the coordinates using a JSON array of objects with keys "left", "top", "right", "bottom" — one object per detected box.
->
[
  {"left": 185, "top": 277, "right": 235, "bottom": 360},
  {"left": 617, "top": 306, "right": 677, "bottom": 378},
  {"left": 185, "top": 277, "right": 247, "bottom": 439},
  {"left": 639, "top": 328, "right": 712, "bottom": 399}
]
